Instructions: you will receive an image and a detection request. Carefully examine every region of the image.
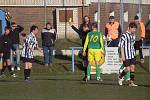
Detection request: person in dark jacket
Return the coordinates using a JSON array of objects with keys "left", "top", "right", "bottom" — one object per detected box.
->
[
  {"left": 0, "top": 26, "right": 16, "bottom": 78},
  {"left": 41, "top": 22, "right": 56, "bottom": 66},
  {"left": 71, "top": 15, "right": 92, "bottom": 81},
  {"left": 10, "top": 22, "right": 24, "bottom": 71}
]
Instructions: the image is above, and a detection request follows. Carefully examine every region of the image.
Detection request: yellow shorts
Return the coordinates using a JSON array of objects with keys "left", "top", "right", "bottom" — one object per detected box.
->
[{"left": 88, "top": 49, "right": 105, "bottom": 66}]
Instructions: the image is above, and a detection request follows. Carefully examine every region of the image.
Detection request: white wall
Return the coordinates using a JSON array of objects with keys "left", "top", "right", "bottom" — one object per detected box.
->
[{"left": 91, "top": 0, "right": 150, "bottom": 4}]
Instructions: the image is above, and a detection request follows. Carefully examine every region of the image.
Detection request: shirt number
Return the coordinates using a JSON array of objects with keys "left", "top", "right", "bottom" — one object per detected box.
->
[{"left": 90, "top": 35, "right": 98, "bottom": 42}]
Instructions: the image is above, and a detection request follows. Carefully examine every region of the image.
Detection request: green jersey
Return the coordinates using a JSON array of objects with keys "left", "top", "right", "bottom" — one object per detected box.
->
[{"left": 88, "top": 32, "right": 101, "bottom": 49}]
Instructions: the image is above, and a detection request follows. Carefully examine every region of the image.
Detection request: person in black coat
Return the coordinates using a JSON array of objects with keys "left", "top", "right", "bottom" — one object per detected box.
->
[
  {"left": 10, "top": 22, "right": 24, "bottom": 71},
  {"left": 41, "top": 22, "right": 56, "bottom": 66},
  {"left": 71, "top": 16, "right": 92, "bottom": 81},
  {"left": 0, "top": 26, "right": 16, "bottom": 78}
]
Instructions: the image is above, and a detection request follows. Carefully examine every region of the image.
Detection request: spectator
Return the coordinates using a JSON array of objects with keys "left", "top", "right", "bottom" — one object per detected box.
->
[
  {"left": 10, "top": 22, "right": 24, "bottom": 71},
  {"left": 134, "top": 15, "right": 145, "bottom": 63},
  {"left": 105, "top": 16, "right": 122, "bottom": 47},
  {"left": 71, "top": 15, "right": 92, "bottom": 81},
  {"left": 21, "top": 25, "right": 42, "bottom": 82},
  {"left": 0, "top": 26, "right": 16, "bottom": 78},
  {"left": 41, "top": 22, "right": 56, "bottom": 66}
]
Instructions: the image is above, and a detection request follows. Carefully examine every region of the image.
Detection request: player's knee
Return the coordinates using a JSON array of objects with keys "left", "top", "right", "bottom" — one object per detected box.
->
[
  {"left": 89, "top": 61, "right": 92, "bottom": 65},
  {"left": 125, "top": 67, "right": 130, "bottom": 72}
]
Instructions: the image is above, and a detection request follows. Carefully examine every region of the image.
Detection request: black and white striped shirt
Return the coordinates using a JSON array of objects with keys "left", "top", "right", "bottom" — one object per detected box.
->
[
  {"left": 21, "top": 32, "right": 37, "bottom": 59},
  {"left": 118, "top": 31, "right": 135, "bottom": 60}
]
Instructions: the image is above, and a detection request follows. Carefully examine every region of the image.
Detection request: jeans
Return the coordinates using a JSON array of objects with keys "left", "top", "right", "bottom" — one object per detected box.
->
[
  {"left": 10, "top": 44, "right": 20, "bottom": 68},
  {"left": 43, "top": 46, "right": 54, "bottom": 65}
]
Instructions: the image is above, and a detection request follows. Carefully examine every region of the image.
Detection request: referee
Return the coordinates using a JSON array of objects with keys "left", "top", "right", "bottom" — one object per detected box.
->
[{"left": 118, "top": 22, "right": 138, "bottom": 86}]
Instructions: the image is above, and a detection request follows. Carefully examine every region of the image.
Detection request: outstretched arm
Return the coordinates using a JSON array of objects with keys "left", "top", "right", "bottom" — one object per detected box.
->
[{"left": 71, "top": 25, "right": 82, "bottom": 39}]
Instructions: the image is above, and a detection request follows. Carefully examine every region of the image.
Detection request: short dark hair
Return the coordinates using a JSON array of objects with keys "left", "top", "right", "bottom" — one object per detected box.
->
[
  {"left": 92, "top": 23, "right": 97, "bottom": 29},
  {"left": 134, "top": 15, "right": 139, "bottom": 20},
  {"left": 46, "top": 22, "right": 52, "bottom": 29},
  {"left": 109, "top": 16, "right": 115, "bottom": 19},
  {"left": 129, "top": 22, "right": 137, "bottom": 29},
  {"left": 46, "top": 22, "right": 51, "bottom": 26},
  {"left": 30, "top": 25, "right": 38, "bottom": 33}
]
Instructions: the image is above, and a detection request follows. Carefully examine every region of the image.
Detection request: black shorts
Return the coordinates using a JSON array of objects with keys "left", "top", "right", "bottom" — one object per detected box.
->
[
  {"left": 3, "top": 52, "right": 10, "bottom": 60},
  {"left": 123, "top": 58, "right": 136, "bottom": 67},
  {"left": 22, "top": 58, "right": 34, "bottom": 63}
]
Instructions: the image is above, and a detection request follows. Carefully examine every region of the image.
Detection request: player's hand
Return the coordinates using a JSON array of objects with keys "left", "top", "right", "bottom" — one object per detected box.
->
[
  {"left": 39, "top": 48, "right": 43, "bottom": 54},
  {"left": 119, "top": 58, "right": 123, "bottom": 63},
  {"left": 82, "top": 52, "right": 86, "bottom": 56},
  {"left": 119, "top": 57, "right": 125, "bottom": 63}
]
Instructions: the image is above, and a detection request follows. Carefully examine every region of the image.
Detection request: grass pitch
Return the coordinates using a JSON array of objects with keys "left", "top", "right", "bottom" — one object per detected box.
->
[{"left": 0, "top": 56, "right": 150, "bottom": 100}]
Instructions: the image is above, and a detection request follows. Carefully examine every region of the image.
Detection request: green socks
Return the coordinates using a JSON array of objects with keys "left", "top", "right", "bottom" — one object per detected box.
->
[
  {"left": 96, "top": 65, "right": 100, "bottom": 79},
  {"left": 87, "top": 64, "right": 101, "bottom": 80}
]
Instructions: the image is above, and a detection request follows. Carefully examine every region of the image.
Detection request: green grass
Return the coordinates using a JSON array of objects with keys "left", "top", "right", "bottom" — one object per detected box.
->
[
  {"left": 0, "top": 56, "right": 150, "bottom": 100},
  {"left": 37, "top": 38, "right": 82, "bottom": 50}
]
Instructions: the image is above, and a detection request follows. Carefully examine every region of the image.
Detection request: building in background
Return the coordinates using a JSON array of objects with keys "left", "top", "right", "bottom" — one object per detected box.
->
[{"left": 0, "top": 0, "right": 149, "bottom": 39}]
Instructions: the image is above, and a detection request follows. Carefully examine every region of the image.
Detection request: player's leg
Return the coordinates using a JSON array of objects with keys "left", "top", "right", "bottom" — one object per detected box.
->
[
  {"left": 0, "top": 54, "right": 7, "bottom": 76},
  {"left": 0, "top": 55, "right": 3, "bottom": 75},
  {"left": 95, "top": 51, "right": 102, "bottom": 81},
  {"left": 6, "top": 59, "right": 16, "bottom": 77},
  {"left": 0, "top": 60, "right": 6, "bottom": 77},
  {"left": 27, "top": 62, "right": 32, "bottom": 80},
  {"left": 87, "top": 50, "right": 94, "bottom": 81},
  {"left": 119, "top": 64, "right": 130, "bottom": 81},
  {"left": 118, "top": 60, "right": 131, "bottom": 85},
  {"left": 24, "top": 59, "right": 29, "bottom": 80},
  {"left": 129, "top": 58, "right": 137, "bottom": 86},
  {"left": 24, "top": 63, "right": 29, "bottom": 80},
  {"left": 129, "top": 65, "right": 137, "bottom": 86},
  {"left": 95, "top": 61, "right": 101, "bottom": 81}
]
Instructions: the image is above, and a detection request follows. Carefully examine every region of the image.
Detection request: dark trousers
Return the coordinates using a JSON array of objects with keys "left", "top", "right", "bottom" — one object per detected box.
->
[
  {"left": 83, "top": 50, "right": 88, "bottom": 76},
  {"left": 134, "top": 40, "right": 144, "bottom": 59}
]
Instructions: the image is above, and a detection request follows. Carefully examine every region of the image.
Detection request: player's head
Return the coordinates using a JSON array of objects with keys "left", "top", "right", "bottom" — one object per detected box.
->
[
  {"left": 128, "top": 22, "right": 137, "bottom": 33},
  {"left": 30, "top": 25, "right": 39, "bottom": 35},
  {"left": 92, "top": 23, "right": 97, "bottom": 31}
]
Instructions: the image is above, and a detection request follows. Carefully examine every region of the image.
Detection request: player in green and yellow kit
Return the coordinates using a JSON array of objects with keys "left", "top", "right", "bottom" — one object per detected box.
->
[{"left": 83, "top": 23, "right": 104, "bottom": 81}]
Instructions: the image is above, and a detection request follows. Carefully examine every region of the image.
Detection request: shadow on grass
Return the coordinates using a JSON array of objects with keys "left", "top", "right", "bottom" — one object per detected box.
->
[
  {"left": 139, "top": 84, "right": 150, "bottom": 87},
  {"left": 33, "top": 78, "right": 82, "bottom": 82},
  {"left": 66, "top": 39, "right": 82, "bottom": 46},
  {"left": 81, "top": 82, "right": 150, "bottom": 87},
  {"left": 33, "top": 59, "right": 44, "bottom": 65},
  {"left": 136, "top": 61, "right": 149, "bottom": 73},
  {"left": 55, "top": 54, "right": 72, "bottom": 61},
  {"left": 75, "top": 63, "right": 85, "bottom": 71}
]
